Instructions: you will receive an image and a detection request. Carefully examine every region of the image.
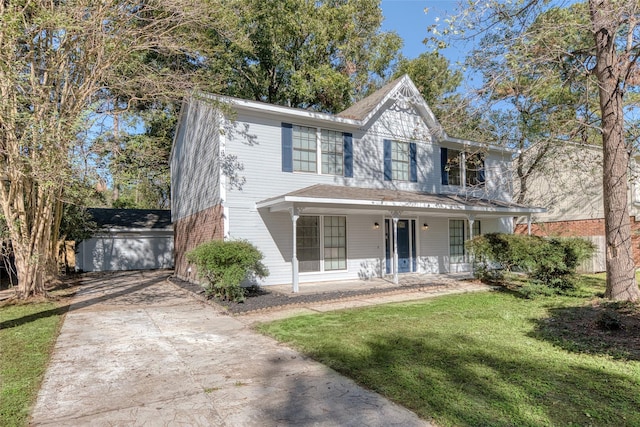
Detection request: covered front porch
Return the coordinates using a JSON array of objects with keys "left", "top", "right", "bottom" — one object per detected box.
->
[
  {"left": 268, "top": 272, "right": 475, "bottom": 295},
  {"left": 257, "top": 184, "right": 545, "bottom": 293}
]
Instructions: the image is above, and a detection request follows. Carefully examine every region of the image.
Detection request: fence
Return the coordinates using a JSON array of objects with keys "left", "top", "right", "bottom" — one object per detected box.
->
[{"left": 576, "top": 235, "right": 606, "bottom": 273}]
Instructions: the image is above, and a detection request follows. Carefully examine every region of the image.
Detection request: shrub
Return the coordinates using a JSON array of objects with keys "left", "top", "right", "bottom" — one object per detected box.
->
[
  {"left": 186, "top": 240, "right": 268, "bottom": 302},
  {"left": 467, "top": 233, "right": 595, "bottom": 293}
]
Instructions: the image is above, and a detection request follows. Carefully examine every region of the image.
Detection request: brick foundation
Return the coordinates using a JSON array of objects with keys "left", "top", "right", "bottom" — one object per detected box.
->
[
  {"left": 515, "top": 217, "right": 640, "bottom": 267},
  {"left": 174, "top": 205, "right": 224, "bottom": 281}
]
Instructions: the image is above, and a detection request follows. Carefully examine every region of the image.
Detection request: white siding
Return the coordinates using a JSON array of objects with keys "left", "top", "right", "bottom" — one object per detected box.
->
[
  {"left": 417, "top": 217, "right": 450, "bottom": 274},
  {"left": 520, "top": 144, "right": 604, "bottom": 223},
  {"left": 171, "top": 101, "right": 222, "bottom": 221},
  {"left": 228, "top": 208, "right": 386, "bottom": 285}
]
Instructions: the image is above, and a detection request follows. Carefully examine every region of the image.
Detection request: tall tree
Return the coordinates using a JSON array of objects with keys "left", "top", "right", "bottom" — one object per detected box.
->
[
  {"left": 0, "top": 0, "right": 243, "bottom": 298},
  {"left": 96, "top": 0, "right": 403, "bottom": 209},
  {"left": 589, "top": 0, "right": 640, "bottom": 301},
  {"left": 209, "top": 0, "right": 403, "bottom": 112},
  {"left": 431, "top": 0, "right": 640, "bottom": 301},
  {"left": 95, "top": 106, "right": 176, "bottom": 209},
  {"left": 467, "top": 3, "right": 601, "bottom": 203}
]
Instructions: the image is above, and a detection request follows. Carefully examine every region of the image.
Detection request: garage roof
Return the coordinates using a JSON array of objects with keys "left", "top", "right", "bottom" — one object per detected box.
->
[{"left": 88, "top": 209, "right": 172, "bottom": 231}]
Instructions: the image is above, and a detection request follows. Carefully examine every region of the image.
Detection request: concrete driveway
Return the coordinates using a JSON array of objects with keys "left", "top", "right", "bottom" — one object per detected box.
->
[{"left": 31, "top": 270, "right": 431, "bottom": 426}]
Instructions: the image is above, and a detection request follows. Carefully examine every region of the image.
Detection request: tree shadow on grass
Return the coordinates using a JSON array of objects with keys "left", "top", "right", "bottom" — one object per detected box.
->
[
  {"left": 310, "top": 332, "right": 640, "bottom": 427},
  {"left": 530, "top": 301, "right": 640, "bottom": 361}
]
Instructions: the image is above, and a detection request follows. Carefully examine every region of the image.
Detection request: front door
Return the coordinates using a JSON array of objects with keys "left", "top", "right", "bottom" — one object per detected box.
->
[{"left": 385, "top": 219, "right": 416, "bottom": 274}]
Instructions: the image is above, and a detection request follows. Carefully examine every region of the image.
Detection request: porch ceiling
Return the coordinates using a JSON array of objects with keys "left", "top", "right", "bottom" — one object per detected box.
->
[{"left": 256, "top": 184, "right": 546, "bottom": 218}]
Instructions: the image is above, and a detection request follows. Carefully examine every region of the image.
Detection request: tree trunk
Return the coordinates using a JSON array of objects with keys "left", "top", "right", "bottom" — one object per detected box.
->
[
  {"left": 590, "top": 0, "right": 640, "bottom": 301},
  {"left": 4, "top": 179, "right": 59, "bottom": 299}
]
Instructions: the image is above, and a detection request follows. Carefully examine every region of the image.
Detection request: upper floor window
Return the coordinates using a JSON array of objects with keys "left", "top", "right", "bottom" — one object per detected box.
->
[
  {"left": 444, "top": 148, "right": 462, "bottom": 186},
  {"left": 392, "top": 141, "right": 410, "bottom": 180},
  {"left": 440, "top": 148, "right": 485, "bottom": 187},
  {"left": 293, "top": 125, "right": 317, "bottom": 172},
  {"left": 384, "top": 139, "right": 417, "bottom": 182},
  {"left": 465, "top": 153, "right": 485, "bottom": 186},
  {"left": 282, "top": 123, "right": 352, "bottom": 177},
  {"left": 321, "top": 129, "right": 343, "bottom": 175}
]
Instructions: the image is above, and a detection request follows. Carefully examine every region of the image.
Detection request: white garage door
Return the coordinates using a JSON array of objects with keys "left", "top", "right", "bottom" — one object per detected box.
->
[{"left": 77, "top": 233, "right": 174, "bottom": 272}]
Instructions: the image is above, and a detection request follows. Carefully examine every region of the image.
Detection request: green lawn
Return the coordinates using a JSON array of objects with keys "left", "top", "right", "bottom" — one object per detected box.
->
[
  {"left": 258, "top": 276, "right": 640, "bottom": 427},
  {"left": 0, "top": 299, "right": 67, "bottom": 427}
]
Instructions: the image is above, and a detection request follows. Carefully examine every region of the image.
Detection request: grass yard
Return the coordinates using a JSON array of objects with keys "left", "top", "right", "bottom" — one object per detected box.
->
[
  {"left": 258, "top": 276, "right": 640, "bottom": 427},
  {"left": 0, "top": 299, "right": 68, "bottom": 427}
]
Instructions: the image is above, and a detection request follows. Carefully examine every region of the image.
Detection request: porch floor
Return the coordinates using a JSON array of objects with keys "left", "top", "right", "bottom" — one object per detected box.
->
[{"left": 269, "top": 273, "right": 475, "bottom": 295}]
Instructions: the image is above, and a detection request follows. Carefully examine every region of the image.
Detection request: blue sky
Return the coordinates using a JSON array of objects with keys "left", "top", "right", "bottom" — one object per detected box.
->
[
  {"left": 379, "top": 0, "right": 485, "bottom": 87},
  {"left": 380, "top": 0, "right": 464, "bottom": 60}
]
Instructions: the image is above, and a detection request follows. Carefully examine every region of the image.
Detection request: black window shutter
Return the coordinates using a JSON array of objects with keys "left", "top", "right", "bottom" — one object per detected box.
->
[
  {"left": 343, "top": 132, "right": 353, "bottom": 178},
  {"left": 478, "top": 156, "right": 486, "bottom": 183},
  {"left": 383, "top": 139, "right": 392, "bottom": 181},
  {"left": 282, "top": 123, "right": 293, "bottom": 172},
  {"left": 409, "top": 142, "right": 417, "bottom": 182},
  {"left": 440, "top": 147, "right": 448, "bottom": 185}
]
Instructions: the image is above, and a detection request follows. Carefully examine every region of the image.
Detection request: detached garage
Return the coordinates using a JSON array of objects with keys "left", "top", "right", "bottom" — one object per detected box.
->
[{"left": 76, "top": 209, "right": 174, "bottom": 272}]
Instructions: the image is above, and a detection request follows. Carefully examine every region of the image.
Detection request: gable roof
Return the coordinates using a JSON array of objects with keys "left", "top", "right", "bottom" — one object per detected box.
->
[
  {"left": 88, "top": 208, "right": 172, "bottom": 231},
  {"left": 178, "top": 75, "right": 512, "bottom": 154},
  {"left": 337, "top": 74, "right": 445, "bottom": 139},
  {"left": 337, "top": 76, "right": 404, "bottom": 120}
]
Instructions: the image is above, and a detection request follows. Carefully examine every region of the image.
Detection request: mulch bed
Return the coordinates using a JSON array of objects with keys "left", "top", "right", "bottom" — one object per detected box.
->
[{"left": 168, "top": 276, "right": 450, "bottom": 315}]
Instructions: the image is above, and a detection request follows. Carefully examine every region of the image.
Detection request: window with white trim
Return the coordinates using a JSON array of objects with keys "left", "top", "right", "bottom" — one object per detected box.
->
[
  {"left": 293, "top": 125, "right": 317, "bottom": 172},
  {"left": 445, "top": 149, "right": 462, "bottom": 186},
  {"left": 296, "top": 215, "right": 347, "bottom": 272},
  {"left": 392, "top": 141, "right": 410, "bottom": 181},
  {"left": 441, "top": 148, "right": 485, "bottom": 187},
  {"left": 466, "top": 153, "right": 485, "bottom": 186},
  {"left": 297, "top": 216, "right": 320, "bottom": 272},
  {"left": 449, "top": 219, "right": 482, "bottom": 263},
  {"left": 323, "top": 216, "right": 347, "bottom": 270},
  {"left": 321, "top": 129, "right": 343, "bottom": 175},
  {"left": 282, "top": 123, "right": 352, "bottom": 177}
]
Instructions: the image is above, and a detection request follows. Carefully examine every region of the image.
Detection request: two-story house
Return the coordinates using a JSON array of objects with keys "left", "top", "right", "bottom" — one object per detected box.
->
[{"left": 170, "top": 75, "right": 543, "bottom": 291}]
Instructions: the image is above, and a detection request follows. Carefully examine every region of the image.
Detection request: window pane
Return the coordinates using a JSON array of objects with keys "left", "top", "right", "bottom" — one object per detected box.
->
[
  {"left": 446, "top": 149, "right": 461, "bottom": 186},
  {"left": 392, "top": 141, "right": 409, "bottom": 181},
  {"left": 323, "top": 216, "right": 347, "bottom": 271},
  {"left": 297, "top": 216, "right": 320, "bottom": 272},
  {"left": 449, "top": 220, "right": 465, "bottom": 263},
  {"left": 293, "top": 125, "right": 317, "bottom": 172},
  {"left": 466, "top": 153, "right": 485, "bottom": 186},
  {"left": 472, "top": 220, "right": 481, "bottom": 237},
  {"left": 321, "top": 129, "right": 343, "bottom": 175}
]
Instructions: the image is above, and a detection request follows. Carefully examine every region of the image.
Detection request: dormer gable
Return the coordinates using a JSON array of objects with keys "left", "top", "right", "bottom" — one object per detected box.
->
[{"left": 337, "top": 74, "right": 446, "bottom": 141}]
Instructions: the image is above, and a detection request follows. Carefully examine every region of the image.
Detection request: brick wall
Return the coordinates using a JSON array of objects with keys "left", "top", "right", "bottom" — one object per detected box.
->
[
  {"left": 515, "top": 217, "right": 640, "bottom": 267},
  {"left": 174, "top": 204, "right": 224, "bottom": 281},
  {"left": 514, "top": 218, "right": 606, "bottom": 237}
]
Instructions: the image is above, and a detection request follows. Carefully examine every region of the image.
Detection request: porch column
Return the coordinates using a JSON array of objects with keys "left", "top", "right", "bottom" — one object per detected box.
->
[
  {"left": 290, "top": 207, "right": 300, "bottom": 293},
  {"left": 391, "top": 211, "right": 401, "bottom": 285},
  {"left": 467, "top": 215, "right": 476, "bottom": 240}
]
